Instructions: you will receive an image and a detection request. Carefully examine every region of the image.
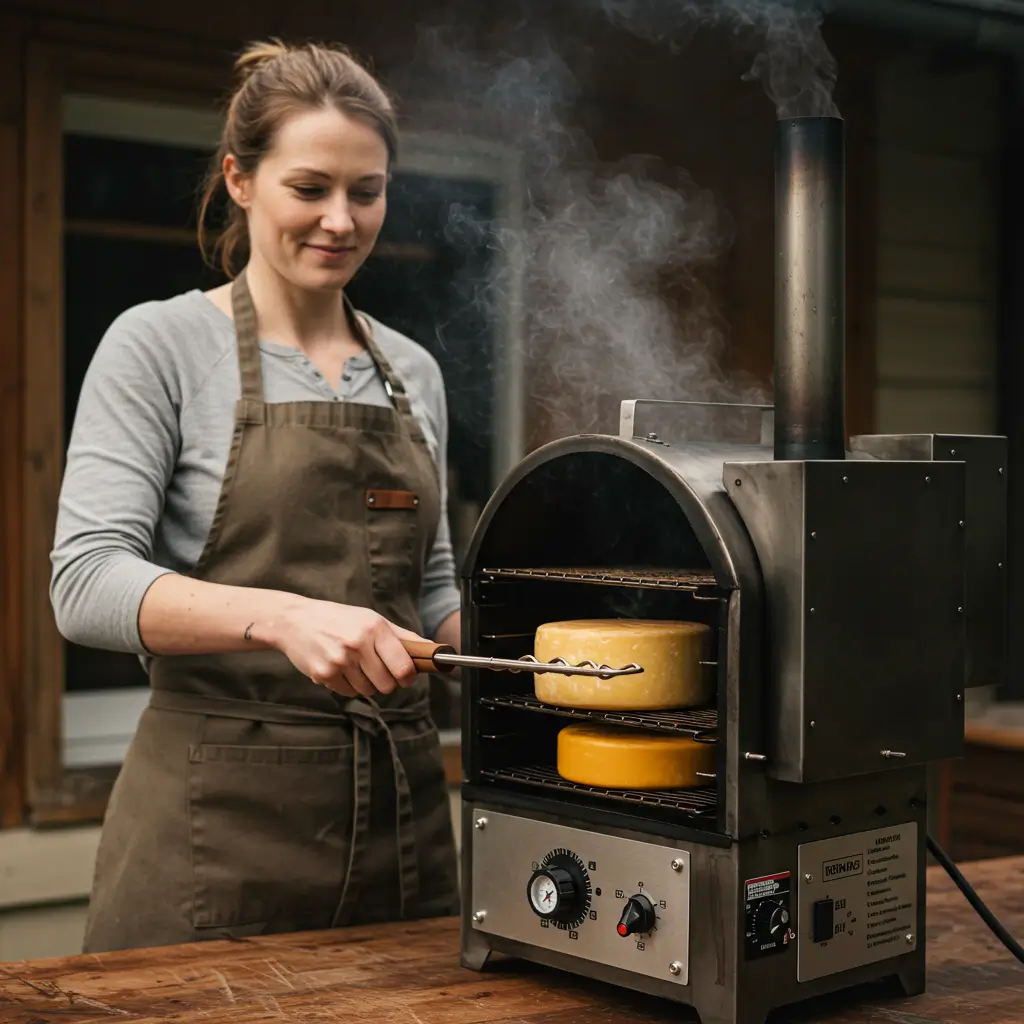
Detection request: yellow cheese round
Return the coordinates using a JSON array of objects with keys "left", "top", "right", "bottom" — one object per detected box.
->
[
  {"left": 556, "top": 724, "right": 714, "bottom": 789},
  {"left": 533, "top": 619, "right": 712, "bottom": 710}
]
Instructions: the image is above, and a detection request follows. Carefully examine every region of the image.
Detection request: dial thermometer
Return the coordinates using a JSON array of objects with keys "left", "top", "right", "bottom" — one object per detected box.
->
[
  {"left": 529, "top": 872, "right": 565, "bottom": 916},
  {"left": 525, "top": 850, "right": 592, "bottom": 930}
]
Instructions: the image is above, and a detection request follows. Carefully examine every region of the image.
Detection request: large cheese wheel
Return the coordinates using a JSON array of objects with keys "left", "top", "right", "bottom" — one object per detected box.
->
[
  {"left": 533, "top": 619, "right": 711, "bottom": 710},
  {"left": 556, "top": 724, "right": 714, "bottom": 789}
]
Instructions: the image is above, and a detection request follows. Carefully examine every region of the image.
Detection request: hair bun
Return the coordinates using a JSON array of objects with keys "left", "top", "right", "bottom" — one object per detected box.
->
[{"left": 234, "top": 39, "right": 290, "bottom": 81}]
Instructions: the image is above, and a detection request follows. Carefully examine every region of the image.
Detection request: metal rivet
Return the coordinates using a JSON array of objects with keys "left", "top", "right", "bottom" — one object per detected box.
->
[
  {"left": 647, "top": 432, "right": 659, "bottom": 441},
  {"left": 413, "top": 496, "right": 420, "bottom": 506},
  {"left": 957, "top": 693, "right": 963, "bottom": 701},
  {"left": 810, "top": 720, "right": 816, "bottom": 729},
  {"left": 804, "top": 873, "right": 813, "bottom": 882},
  {"left": 809, "top": 607, "right": 816, "bottom": 615},
  {"left": 474, "top": 817, "right": 487, "bottom": 830},
  {"left": 999, "top": 562, "right": 1004, "bottom": 570},
  {"left": 842, "top": 475, "right": 848, "bottom": 483},
  {"left": 473, "top": 910, "right": 487, "bottom": 924},
  {"left": 950, "top": 449, "right": 956, "bottom": 456},
  {"left": 905, "top": 933, "right": 913, "bottom": 945},
  {"left": 999, "top": 467, "right": 1004, "bottom": 475},
  {"left": 925, "top": 475, "right": 931, "bottom": 483},
  {"left": 810, "top": 531, "right": 817, "bottom": 539},
  {"left": 669, "top": 962, "right": 682, "bottom": 976},
  {"left": 959, "top": 521, "right": 964, "bottom": 528},
  {"left": 671, "top": 858, "right": 684, "bottom": 872},
  {"left": 368, "top": 495, "right": 375, "bottom": 504},
  {"left": 957, "top": 606, "right": 963, "bottom": 614},
  {"left": 735, "top": 478, "right": 742, "bottom": 487}
]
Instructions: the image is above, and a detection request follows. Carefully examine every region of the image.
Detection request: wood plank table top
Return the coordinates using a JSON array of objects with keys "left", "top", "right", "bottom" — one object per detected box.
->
[
  {"left": 1, "top": 856, "right": 1023, "bottom": 1024},
  {"left": 965, "top": 703, "right": 1024, "bottom": 753}
]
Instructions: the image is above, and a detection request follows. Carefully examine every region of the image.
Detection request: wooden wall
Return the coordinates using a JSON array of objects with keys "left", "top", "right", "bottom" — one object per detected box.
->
[
  {"left": 0, "top": 10, "right": 26, "bottom": 828},
  {"left": 873, "top": 48, "right": 1003, "bottom": 435}
]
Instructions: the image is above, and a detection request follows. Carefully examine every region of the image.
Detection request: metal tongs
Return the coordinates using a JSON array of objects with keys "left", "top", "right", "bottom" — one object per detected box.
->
[{"left": 403, "top": 640, "right": 643, "bottom": 679}]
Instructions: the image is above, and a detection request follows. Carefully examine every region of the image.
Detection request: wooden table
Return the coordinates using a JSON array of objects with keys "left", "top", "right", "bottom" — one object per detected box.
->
[{"left": 1, "top": 856, "right": 1023, "bottom": 1024}]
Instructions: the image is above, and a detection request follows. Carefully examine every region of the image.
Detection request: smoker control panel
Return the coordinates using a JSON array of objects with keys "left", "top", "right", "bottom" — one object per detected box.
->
[
  {"left": 743, "top": 871, "right": 795, "bottom": 960},
  {"left": 796, "top": 822, "right": 919, "bottom": 983},
  {"left": 469, "top": 808, "right": 691, "bottom": 985}
]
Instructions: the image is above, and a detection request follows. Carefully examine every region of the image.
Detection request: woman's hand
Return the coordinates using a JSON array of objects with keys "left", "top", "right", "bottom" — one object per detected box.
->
[{"left": 271, "top": 597, "right": 424, "bottom": 699}]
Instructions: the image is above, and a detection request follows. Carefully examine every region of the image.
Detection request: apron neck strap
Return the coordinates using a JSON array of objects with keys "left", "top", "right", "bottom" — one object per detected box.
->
[
  {"left": 343, "top": 294, "right": 417, "bottom": 420},
  {"left": 230, "top": 271, "right": 420, "bottom": 429},
  {"left": 231, "top": 269, "right": 264, "bottom": 403}
]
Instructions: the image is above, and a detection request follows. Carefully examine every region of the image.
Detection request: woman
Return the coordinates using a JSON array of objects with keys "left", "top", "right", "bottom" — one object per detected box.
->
[{"left": 50, "top": 40, "right": 461, "bottom": 952}]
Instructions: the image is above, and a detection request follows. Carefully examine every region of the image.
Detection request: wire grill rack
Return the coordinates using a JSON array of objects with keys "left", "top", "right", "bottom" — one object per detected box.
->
[
  {"left": 480, "top": 693, "right": 718, "bottom": 739},
  {"left": 480, "top": 764, "right": 717, "bottom": 815},
  {"left": 480, "top": 567, "right": 720, "bottom": 594}
]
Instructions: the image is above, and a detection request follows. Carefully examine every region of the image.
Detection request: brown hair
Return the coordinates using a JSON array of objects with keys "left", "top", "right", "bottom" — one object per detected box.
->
[{"left": 198, "top": 39, "right": 398, "bottom": 278}]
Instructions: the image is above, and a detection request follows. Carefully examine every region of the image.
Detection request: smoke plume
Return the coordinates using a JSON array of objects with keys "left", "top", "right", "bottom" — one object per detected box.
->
[
  {"left": 390, "top": 1, "right": 838, "bottom": 440},
  {"left": 597, "top": 0, "right": 839, "bottom": 118}
]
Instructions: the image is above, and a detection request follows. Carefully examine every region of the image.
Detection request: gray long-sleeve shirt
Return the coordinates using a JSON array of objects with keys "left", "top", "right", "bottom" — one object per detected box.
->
[{"left": 50, "top": 288, "right": 462, "bottom": 656}]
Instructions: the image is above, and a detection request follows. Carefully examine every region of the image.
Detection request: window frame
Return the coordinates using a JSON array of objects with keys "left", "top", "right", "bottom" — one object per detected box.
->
[{"left": 22, "top": 41, "right": 525, "bottom": 821}]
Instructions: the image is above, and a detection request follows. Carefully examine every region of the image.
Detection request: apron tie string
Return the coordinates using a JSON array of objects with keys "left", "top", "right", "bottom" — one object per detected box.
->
[{"left": 330, "top": 695, "right": 425, "bottom": 928}]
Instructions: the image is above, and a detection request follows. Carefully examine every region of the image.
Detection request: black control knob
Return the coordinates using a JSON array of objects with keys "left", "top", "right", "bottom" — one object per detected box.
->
[
  {"left": 754, "top": 899, "right": 791, "bottom": 944},
  {"left": 616, "top": 894, "right": 657, "bottom": 937},
  {"left": 528, "top": 866, "right": 578, "bottom": 920}
]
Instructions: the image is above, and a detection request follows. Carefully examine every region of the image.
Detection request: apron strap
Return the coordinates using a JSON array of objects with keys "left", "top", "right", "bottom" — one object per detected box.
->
[
  {"left": 331, "top": 695, "right": 423, "bottom": 926},
  {"left": 230, "top": 270, "right": 265, "bottom": 404},
  {"left": 343, "top": 294, "right": 428, "bottom": 445}
]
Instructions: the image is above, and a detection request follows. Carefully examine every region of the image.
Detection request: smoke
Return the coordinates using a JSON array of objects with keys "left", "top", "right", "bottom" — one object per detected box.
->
[
  {"left": 390, "top": 1, "right": 837, "bottom": 440},
  {"left": 597, "top": 0, "right": 839, "bottom": 118}
]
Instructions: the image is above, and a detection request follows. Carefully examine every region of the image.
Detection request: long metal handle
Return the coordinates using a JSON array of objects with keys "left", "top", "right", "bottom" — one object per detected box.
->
[{"left": 402, "top": 640, "right": 643, "bottom": 679}]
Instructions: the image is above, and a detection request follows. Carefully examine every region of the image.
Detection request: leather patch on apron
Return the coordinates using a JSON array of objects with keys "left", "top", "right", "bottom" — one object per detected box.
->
[{"left": 366, "top": 489, "right": 420, "bottom": 510}]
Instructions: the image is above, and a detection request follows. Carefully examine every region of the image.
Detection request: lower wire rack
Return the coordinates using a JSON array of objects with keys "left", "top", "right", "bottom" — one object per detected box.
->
[
  {"left": 480, "top": 764, "right": 718, "bottom": 815},
  {"left": 479, "top": 693, "right": 718, "bottom": 739}
]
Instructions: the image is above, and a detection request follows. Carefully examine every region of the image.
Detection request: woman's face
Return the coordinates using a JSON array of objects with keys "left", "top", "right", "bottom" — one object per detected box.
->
[{"left": 225, "top": 104, "right": 389, "bottom": 292}]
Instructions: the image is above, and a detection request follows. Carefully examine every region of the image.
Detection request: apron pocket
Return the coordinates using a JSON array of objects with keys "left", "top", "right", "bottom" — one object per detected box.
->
[
  {"left": 188, "top": 741, "right": 354, "bottom": 930},
  {"left": 365, "top": 504, "right": 418, "bottom": 595},
  {"left": 393, "top": 724, "right": 459, "bottom": 918}
]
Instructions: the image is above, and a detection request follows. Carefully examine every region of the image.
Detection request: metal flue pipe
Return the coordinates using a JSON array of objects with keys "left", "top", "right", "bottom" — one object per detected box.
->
[{"left": 774, "top": 116, "right": 846, "bottom": 461}]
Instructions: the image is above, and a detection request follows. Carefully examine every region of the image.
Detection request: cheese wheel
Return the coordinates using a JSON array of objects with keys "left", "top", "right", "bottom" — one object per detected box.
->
[
  {"left": 557, "top": 724, "right": 714, "bottom": 789},
  {"left": 533, "top": 619, "right": 711, "bottom": 710}
]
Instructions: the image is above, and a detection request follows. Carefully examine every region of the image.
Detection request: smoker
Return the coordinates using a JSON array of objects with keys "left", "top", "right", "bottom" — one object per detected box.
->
[{"left": 455, "top": 116, "right": 1007, "bottom": 1024}]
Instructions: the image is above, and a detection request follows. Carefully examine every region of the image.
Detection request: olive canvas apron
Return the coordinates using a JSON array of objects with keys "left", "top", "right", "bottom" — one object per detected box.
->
[{"left": 83, "top": 272, "right": 459, "bottom": 952}]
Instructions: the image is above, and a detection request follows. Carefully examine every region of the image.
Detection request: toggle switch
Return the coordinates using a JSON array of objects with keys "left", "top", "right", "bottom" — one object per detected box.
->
[{"left": 812, "top": 899, "right": 834, "bottom": 944}]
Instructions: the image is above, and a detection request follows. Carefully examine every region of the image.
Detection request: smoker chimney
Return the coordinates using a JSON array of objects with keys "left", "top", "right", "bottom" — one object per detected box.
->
[{"left": 774, "top": 116, "right": 846, "bottom": 461}]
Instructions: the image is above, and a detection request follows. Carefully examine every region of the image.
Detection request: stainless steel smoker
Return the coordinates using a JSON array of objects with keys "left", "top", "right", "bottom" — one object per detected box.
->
[{"left": 454, "top": 115, "right": 1009, "bottom": 1024}]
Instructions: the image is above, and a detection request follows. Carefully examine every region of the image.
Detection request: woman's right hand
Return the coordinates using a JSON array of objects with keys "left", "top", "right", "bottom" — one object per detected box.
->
[{"left": 271, "top": 597, "right": 423, "bottom": 699}]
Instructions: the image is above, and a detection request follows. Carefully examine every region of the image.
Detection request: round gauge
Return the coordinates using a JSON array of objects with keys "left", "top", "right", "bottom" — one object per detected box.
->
[
  {"left": 526, "top": 849, "right": 592, "bottom": 930},
  {"left": 529, "top": 870, "right": 567, "bottom": 915}
]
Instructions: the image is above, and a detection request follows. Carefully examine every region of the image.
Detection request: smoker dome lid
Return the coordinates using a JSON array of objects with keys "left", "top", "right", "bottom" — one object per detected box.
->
[{"left": 463, "top": 433, "right": 767, "bottom": 593}]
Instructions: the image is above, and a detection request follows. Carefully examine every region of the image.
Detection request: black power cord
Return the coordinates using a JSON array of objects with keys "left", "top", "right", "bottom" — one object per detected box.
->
[{"left": 926, "top": 832, "right": 1024, "bottom": 964}]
